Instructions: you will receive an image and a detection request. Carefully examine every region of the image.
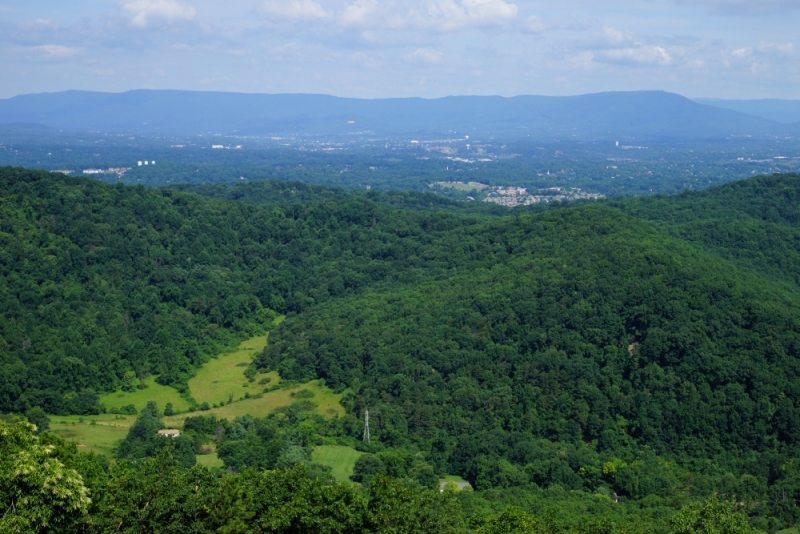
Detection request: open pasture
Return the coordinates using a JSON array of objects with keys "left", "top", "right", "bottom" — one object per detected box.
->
[
  {"left": 49, "top": 414, "right": 135, "bottom": 457},
  {"left": 99, "top": 375, "right": 192, "bottom": 414},
  {"left": 430, "top": 181, "right": 488, "bottom": 191},
  {"left": 163, "top": 378, "right": 343, "bottom": 427},
  {"left": 195, "top": 453, "right": 224, "bottom": 468},
  {"left": 188, "top": 334, "right": 270, "bottom": 406},
  {"left": 311, "top": 445, "right": 363, "bottom": 482}
]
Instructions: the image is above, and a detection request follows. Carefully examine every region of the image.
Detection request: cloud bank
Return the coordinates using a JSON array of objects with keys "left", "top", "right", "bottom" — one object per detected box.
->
[
  {"left": 0, "top": 0, "right": 797, "bottom": 98},
  {"left": 123, "top": 0, "right": 197, "bottom": 27}
]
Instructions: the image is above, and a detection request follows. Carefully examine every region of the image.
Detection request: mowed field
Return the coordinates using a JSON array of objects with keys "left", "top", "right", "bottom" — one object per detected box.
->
[
  {"left": 99, "top": 375, "right": 192, "bottom": 414},
  {"left": 195, "top": 454, "right": 224, "bottom": 468},
  {"left": 189, "top": 334, "right": 269, "bottom": 406},
  {"left": 49, "top": 414, "right": 135, "bottom": 457},
  {"left": 431, "top": 181, "right": 488, "bottom": 191},
  {"left": 163, "top": 378, "right": 344, "bottom": 427},
  {"left": 60, "top": 327, "right": 344, "bottom": 460},
  {"left": 98, "top": 334, "right": 272, "bottom": 414},
  {"left": 311, "top": 445, "right": 363, "bottom": 482}
]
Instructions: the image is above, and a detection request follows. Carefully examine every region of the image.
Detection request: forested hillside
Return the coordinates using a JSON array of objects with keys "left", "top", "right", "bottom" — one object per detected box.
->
[{"left": 4, "top": 167, "right": 800, "bottom": 531}]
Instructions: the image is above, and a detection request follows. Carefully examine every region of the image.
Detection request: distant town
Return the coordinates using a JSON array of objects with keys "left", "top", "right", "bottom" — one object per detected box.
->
[
  {"left": 482, "top": 186, "right": 605, "bottom": 207},
  {"left": 431, "top": 181, "right": 605, "bottom": 207}
]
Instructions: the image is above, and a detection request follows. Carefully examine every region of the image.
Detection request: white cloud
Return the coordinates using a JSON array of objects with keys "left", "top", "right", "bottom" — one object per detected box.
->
[
  {"left": 122, "top": 0, "right": 196, "bottom": 27},
  {"left": 721, "top": 41, "right": 795, "bottom": 72},
  {"left": 677, "top": 0, "right": 800, "bottom": 14},
  {"left": 416, "top": 0, "right": 518, "bottom": 31},
  {"left": 755, "top": 41, "right": 796, "bottom": 55},
  {"left": 341, "top": 0, "right": 377, "bottom": 26},
  {"left": 405, "top": 47, "right": 445, "bottom": 63},
  {"left": 597, "top": 45, "right": 673, "bottom": 66},
  {"left": 522, "top": 14, "right": 597, "bottom": 35},
  {"left": 263, "top": 0, "right": 328, "bottom": 19},
  {"left": 348, "top": 51, "right": 383, "bottom": 67},
  {"left": 523, "top": 15, "right": 548, "bottom": 34},
  {"left": 588, "top": 26, "right": 637, "bottom": 49},
  {"left": 29, "top": 45, "right": 82, "bottom": 59},
  {"left": 461, "top": 0, "right": 517, "bottom": 22},
  {"left": 566, "top": 26, "right": 676, "bottom": 68}
]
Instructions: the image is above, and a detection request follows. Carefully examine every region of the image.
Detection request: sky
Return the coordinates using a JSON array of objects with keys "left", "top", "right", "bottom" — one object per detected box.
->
[{"left": 0, "top": 0, "right": 798, "bottom": 99}]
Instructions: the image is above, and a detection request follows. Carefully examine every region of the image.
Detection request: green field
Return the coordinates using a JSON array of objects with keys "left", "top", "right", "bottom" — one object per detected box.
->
[
  {"left": 311, "top": 445, "right": 363, "bottom": 482},
  {"left": 65, "top": 328, "right": 344, "bottom": 458},
  {"left": 98, "top": 334, "right": 273, "bottom": 413},
  {"left": 430, "top": 181, "right": 488, "bottom": 191},
  {"left": 99, "top": 375, "right": 192, "bottom": 414},
  {"left": 195, "top": 453, "right": 224, "bottom": 468},
  {"left": 164, "top": 378, "right": 343, "bottom": 427},
  {"left": 49, "top": 414, "right": 135, "bottom": 457},
  {"left": 189, "top": 334, "right": 270, "bottom": 406}
]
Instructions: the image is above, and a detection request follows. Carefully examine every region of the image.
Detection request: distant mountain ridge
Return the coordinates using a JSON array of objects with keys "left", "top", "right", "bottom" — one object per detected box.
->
[
  {"left": 695, "top": 98, "right": 800, "bottom": 124},
  {"left": 0, "top": 89, "right": 793, "bottom": 140}
]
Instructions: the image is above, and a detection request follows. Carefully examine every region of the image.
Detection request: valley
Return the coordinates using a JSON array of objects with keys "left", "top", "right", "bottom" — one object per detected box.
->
[{"left": 4, "top": 166, "right": 800, "bottom": 533}]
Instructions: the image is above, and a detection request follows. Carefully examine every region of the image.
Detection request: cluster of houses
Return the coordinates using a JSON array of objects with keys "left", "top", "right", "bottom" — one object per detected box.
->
[{"left": 483, "top": 186, "right": 605, "bottom": 207}]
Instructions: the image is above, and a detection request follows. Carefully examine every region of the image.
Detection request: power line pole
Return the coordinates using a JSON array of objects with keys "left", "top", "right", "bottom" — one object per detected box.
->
[{"left": 363, "top": 409, "right": 370, "bottom": 444}]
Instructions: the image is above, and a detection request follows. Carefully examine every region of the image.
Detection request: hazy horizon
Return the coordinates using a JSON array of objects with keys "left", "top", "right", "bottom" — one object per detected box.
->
[{"left": 1, "top": 0, "right": 799, "bottom": 100}]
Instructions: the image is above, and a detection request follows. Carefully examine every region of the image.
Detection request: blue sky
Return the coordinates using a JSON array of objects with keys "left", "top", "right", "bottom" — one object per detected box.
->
[{"left": 0, "top": 0, "right": 798, "bottom": 99}]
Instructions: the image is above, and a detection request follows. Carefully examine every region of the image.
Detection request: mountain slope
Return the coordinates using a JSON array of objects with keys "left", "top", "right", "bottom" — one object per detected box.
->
[
  {"left": 609, "top": 173, "right": 800, "bottom": 286},
  {"left": 696, "top": 98, "right": 800, "bottom": 124},
  {"left": 5, "top": 166, "right": 800, "bottom": 524},
  {"left": 259, "top": 205, "right": 800, "bottom": 469},
  {"left": 0, "top": 90, "right": 785, "bottom": 140}
]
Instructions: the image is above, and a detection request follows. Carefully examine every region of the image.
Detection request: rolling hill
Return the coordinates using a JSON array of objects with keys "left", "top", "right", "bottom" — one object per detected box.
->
[{"left": 4, "top": 167, "right": 800, "bottom": 529}]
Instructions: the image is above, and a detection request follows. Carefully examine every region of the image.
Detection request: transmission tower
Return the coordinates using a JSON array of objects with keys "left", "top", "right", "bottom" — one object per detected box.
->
[{"left": 363, "top": 410, "right": 370, "bottom": 444}]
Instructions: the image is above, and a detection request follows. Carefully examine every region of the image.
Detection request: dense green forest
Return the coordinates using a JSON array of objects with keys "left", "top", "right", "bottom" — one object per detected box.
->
[
  {"left": 4, "top": 166, "right": 800, "bottom": 532},
  {"left": 0, "top": 417, "right": 767, "bottom": 533}
]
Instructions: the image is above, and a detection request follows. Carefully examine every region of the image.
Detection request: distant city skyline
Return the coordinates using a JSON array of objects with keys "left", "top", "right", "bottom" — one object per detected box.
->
[{"left": 0, "top": 0, "right": 798, "bottom": 99}]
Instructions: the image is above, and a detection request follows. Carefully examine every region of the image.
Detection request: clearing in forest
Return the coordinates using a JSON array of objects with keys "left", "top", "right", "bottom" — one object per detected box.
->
[
  {"left": 49, "top": 414, "right": 135, "bottom": 457},
  {"left": 430, "top": 181, "right": 488, "bottom": 191},
  {"left": 195, "top": 453, "right": 224, "bottom": 468},
  {"left": 163, "top": 378, "right": 344, "bottom": 426},
  {"left": 81, "top": 326, "right": 345, "bottom": 458},
  {"left": 311, "top": 445, "right": 363, "bottom": 482},
  {"left": 98, "top": 333, "right": 273, "bottom": 414},
  {"left": 99, "top": 377, "right": 192, "bottom": 415},
  {"left": 439, "top": 475, "right": 471, "bottom": 491},
  {"left": 188, "top": 334, "right": 270, "bottom": 406}
]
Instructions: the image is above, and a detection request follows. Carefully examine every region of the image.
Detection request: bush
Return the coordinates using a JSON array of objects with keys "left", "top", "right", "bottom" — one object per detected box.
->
[{"left": 350, "top": 454, "right": 384, "bottom": 483}]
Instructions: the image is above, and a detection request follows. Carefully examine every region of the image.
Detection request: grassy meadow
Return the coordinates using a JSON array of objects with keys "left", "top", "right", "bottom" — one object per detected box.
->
[
  {"left": 431, "top": 181, "right": 488, "bottom": 191},
  {"left": 311, "top": 445, "right": 363, "bottom": 482},
  {"left": 99, "top": 375, "right": 192, "bottom": 414},
  {"left": 163, "top": 378, "right": 343, "bottom": 427},
  {"left": 49, "top": 414, "right": 135, "bottom": 457},
  {"left": 195, "top": 453, "right": 224, "bottom": 468},
  {"left": 56, "top": 327, "right": 344, "bottom": 461},
  {"left": 188, "top": 334, "right": 269, "bottom": 406}
]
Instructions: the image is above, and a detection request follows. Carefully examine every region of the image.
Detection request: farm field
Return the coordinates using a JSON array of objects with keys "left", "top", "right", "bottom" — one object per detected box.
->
[
  {"left": 163, "top": 378, "right": 343, "bottom": 427},
  {"left": 49, "top": 414, "right": 135, "bottom": 457},
  {"left": 311, "top": 445, "right": 363, "bottom": 482},
  {"left": 99, "top": 375, "right": 192, "bottom": 414},
  {"left": 188, "top": 334, "right": 270, "bottom": 406},
  {"left": 431, "top": 181, "right": 488, "bottom": 191}
]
